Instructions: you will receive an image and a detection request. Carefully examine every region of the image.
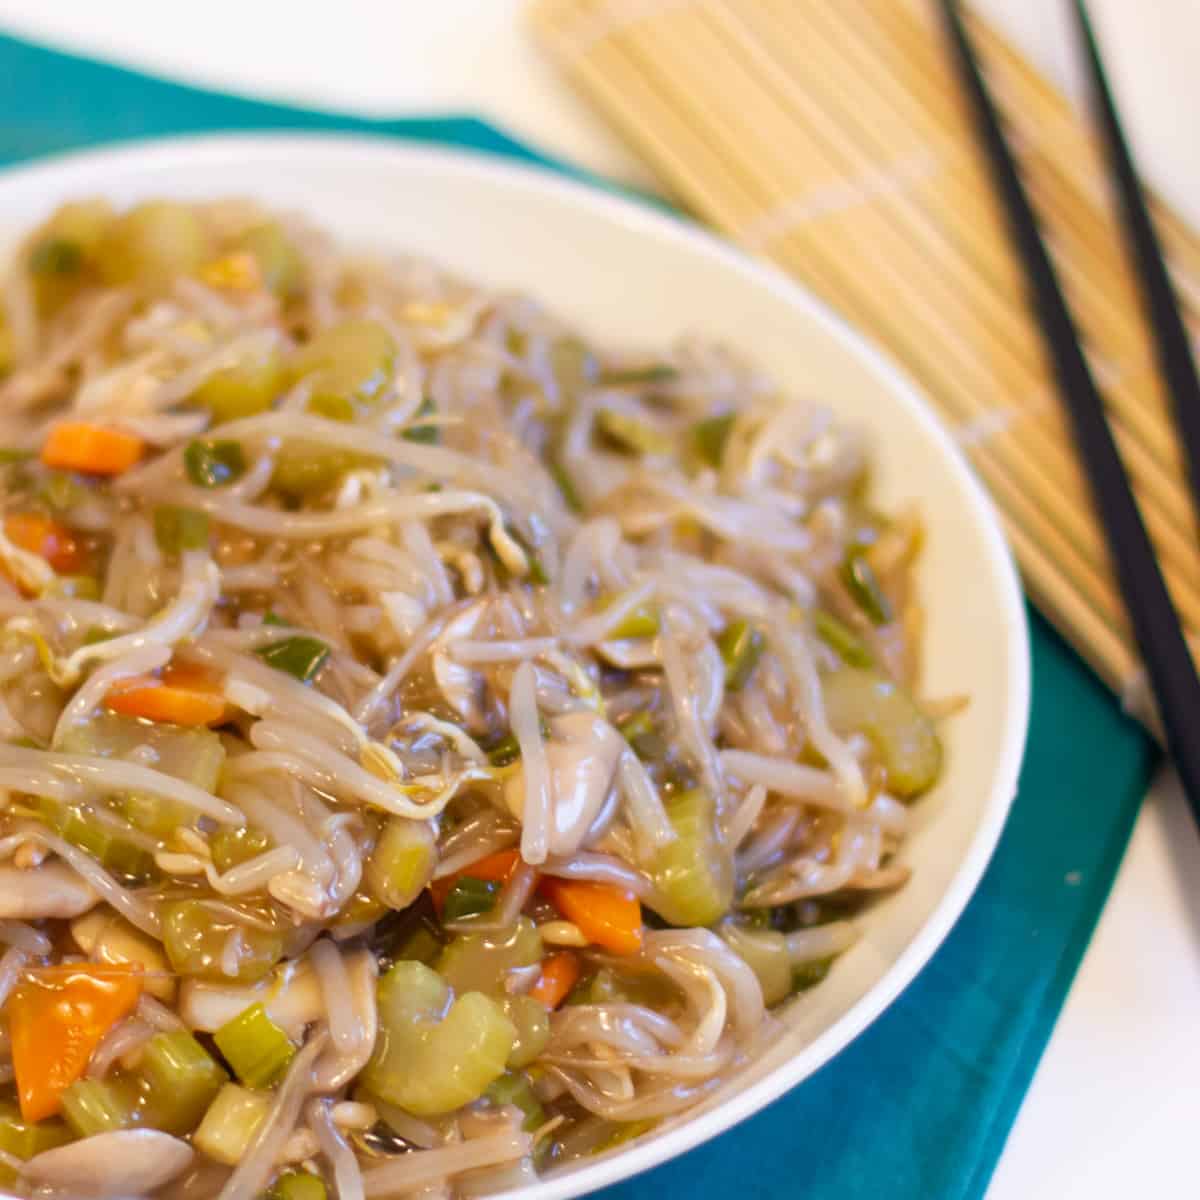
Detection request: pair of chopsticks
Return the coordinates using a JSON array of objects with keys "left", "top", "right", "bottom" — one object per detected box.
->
[{"left": 939, "top": 0, "right": 1200, "bottom": 830}]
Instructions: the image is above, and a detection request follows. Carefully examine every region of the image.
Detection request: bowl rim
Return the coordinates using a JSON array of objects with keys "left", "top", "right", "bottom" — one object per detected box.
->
[{"left": 0, "top": 131, "right": 1033, "bottom": 1199}]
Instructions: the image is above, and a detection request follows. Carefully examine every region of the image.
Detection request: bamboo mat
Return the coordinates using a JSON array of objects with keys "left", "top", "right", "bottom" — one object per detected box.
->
[{"left": 529, "top": 0, "right": 1200, "bottom": 708}]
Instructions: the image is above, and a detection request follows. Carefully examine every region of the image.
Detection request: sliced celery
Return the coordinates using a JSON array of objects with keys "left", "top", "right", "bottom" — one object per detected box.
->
[
  {"left": 820, "top": 666, "right": 942, "bottom": 798},
  {"left": 436, "top": 917, "right": 543, "bottom": 996},
  {"left": 214, "top": 1003, "right": 295, "bottom": 1089},
  {"left": 59, "top": 1077, "right": 139, "bottom": 1138},
  {"left": 650, "top": 788, "right": 733, "bottom": 927},
  {"left": 499, "top": 994, "right": 551, "bottom": 1070},
  {"left": 184, "top": 439, "right": 245, "bottom": 488},
  {"left": 36, "top": 795, "right": 155, "bottom": 880},
  {"left": 153, "top": 505, "right": 210, "bottom": 555},
  {"left": 193, "top": 1084, "right": 272, "bottom": 1166},
  {"left": 485, "top": 1069, "right": 545, "bottom": 1132},
  {"left": 192, "top": 354, "right": 286, "bottom": 423},
  {"left": 812, "top": 609, "right": 874, "bottom": 668},
  {"left": 294, "top": 319, "right": 395, "bottom": 417},
  {"left": 138, "top": 1030, "right": 228, "bottom": 1134},
  {"left": 365, "top": 818, "right": 436, "bottom": 911},
  {"left": 839, "top": 553, "right": 892, "bottom": 626},
  {"left": 161, "top": 899, "right": 284, "bottom": 982},
  {"left": 256, "top": 635, "right": 329, "bottom": 683},
  {"left": 363, "top": 960, "right": 515, "bottom": 1116},
  {"left": 690, "top": 412, "right": 735, "bottom": 468},
  {"left": 209, "top": 825, "right": 272, "bottom": 874},
  {"left": 0, "top": 1100, "right": 73, "bottom": 1160},
  {"left": 792, "top": 956, "right": 833, "bottom": 991},
  {"left": 720, "top": 924, "right": 792, "bottom": 1007}
]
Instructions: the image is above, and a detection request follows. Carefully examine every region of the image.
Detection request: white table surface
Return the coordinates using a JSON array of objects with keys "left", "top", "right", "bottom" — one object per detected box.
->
[{"left": 0, "top": 2, "right": 1195, "bottom": 1195}]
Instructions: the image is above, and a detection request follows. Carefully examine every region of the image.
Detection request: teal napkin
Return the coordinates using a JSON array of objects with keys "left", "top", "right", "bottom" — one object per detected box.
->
[{"left": 0, "top": 32, "right": 1157, "bottom": 1200}]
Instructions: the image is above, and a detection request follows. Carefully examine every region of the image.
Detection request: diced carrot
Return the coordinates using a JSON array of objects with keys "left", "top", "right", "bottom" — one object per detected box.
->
[
  {"left": 529, "top": 951, "right": 581, "bottom": 1010},
  {"left": 428, "top": 848, "right": 524, "bottom": 915},
  {"left": 540, "top": 878, "right": 644, "bottom": 956},
  {"left": 41, "top": 422, "right": 144, "bottom": 475},
  {"left": 3, "top": 513, "right": 83, "bottom": 575},
  {"left": 105, "top": 660, "right": 227, "bottom": 726},
  {"left": 9, "top": 964, "right": 143, "bottom": 1122}
]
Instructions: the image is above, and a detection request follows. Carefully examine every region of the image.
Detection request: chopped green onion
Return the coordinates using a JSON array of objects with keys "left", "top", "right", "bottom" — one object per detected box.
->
[
  {"left": 690, "top": 412, "right": 735, "bottom": 468},
  {"left": 485, "top": 1070, "right": 545, "bottom": 1132},
  {"left": 717, "top": 620, "right": 765, "bottom": 691},
  {"left": 486, "top": 732, "right": 520, "bottom": 767},
  {"left": 812, "top": 609, "right": 874, "bottom": 667},
  {"left": 594, "top": 409, "right": 672, "bottom": 457},
  {"left": 840, "top": 554, "right": 892, "bottom": 626},
  {"left": 548, "top": 459, "right": 583, "bottom": 513},
  {"left": 599, "top": 364, "right": 678, "bottom": 387},
  {"left": 262, "top": 610, "right": 288, "bottom": 627},
  {"left": 214, "top": 1003, "right": 296, "bottom": 1089},
  {"left": 138, "top": 1030, "right": 228, "bottom": 1135},
  {"left": 442, "top": 876, "right": 500, "bottom": 923},
  {"left": 184, "top": 438, "right": 246, "bottom": 488},
  {"left": 256, "top": 635, "right": 329, "bottom": 683},
  {"left": 271, "top": 1171, "right": 328, "bottom": 1200},
  {"left": 153, "top": 505, "right": 210, "bottom": 554},
  {"left": 615, "top": 710, "right": 655, "bottom": 745},
  {"left": 29, "top": 237, "right": 83, "bottom": 276},
  {"left": 60, "top": 1077, "right": 138, "bottom": 1138},
  {"left": 193, "top": 1084, "right": 272, "bottom": 1166},
  {"left": 402, "top": 397, "right": 439, "bottom": 444},
  {"left": 599, "top": 593, "right": 660, "bottom": 640}
]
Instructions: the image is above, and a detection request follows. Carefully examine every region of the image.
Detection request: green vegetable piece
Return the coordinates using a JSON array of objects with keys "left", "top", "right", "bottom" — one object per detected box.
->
[
  {"left": 236, "top": 222, "right": 304, "bottom": 298},
  {"left": 161, "top": 899, "right": 284, "bottom": 982},
  {"left": 615, "top": 709, "right": 655, "bottom": 746},
  {"left": 599, "top": 364, "right": 678, "bottom": 387},
  {"left": 499, "top": 994, "right": 551, "bottom": 1069},
  {"left": 720, "top": 924, "right": 792, "bottom": 1007},
  {"left": 30, "top": 237, "right": 83, "bottom": 276},
  {"left": 294, "top": 318, "right": 395, "bottom": 416},
  {"left": 650, "top": 788, "right": 733, "bottom": 927},
  {"left": 717, "top": 620, "right": 765, "bottom": 691},
  {"left": 94, "top": 202, "right": 208, "bottom": 287},
  {"left": 256, "top": 635, "right": 329, "bottom": 683},
  {"left": 210, "top": 825, "right": 272, "bottom": 874},
  {"left": 0, "top": 1101, "right": 73, "bottom": 1161},
  {"left": 548, "top": 459, "right": 583, "bottom": 513},
  {"left": 214, "top": 1003, "right": 296, "bottom": 1089},
  {"left": 60, "top": 1077, "right": 139, "bottom": 1138},
  {"left": 271, "top": 1171, "right": 328, "bottom": 1200},
  {"left": 270, "top": 446, "right": 364, "bottom": 498},
  {"left": 792, "top": 956, "right": 833, "bottom": 991},
  {"left": 594, "top": 409, "right": 671, "bottom": 457},
  {"left": 184, "top": 439, "right": 246, "bottom": 488},
  {"left": 153, "top": 505, "right": 210, "bottom": 554},
  {"left": 820, "top": 667, "right": 942, "bottom": 798},
  {"left": 403, "top": 397, "right": 439, "bottom": 445},
  {"left": 486, "top": 733, "right": 521, "bottom": 768},
  {"left": 138, "top": 1031, "right": 228, "bottom": 1135},
  {"left": 441, "top": 876, "right": 500, "bottom": 924},
  {"left": 362, "top": 960, "right": 516, "bottom": 1116},
  {"left": 691, "top": 412, "right": 736, "bottom": 468},
  {"left": 0, "top": 448, "right": 31, "bottom": 465},
  {"left": 598, "top": 593, "right": 660, "bottom": 640},
  {"left": 38, "top": 470, "right": 88, "bottom": 513},
  {"left": 192, "top": 354, "right": 286, "bottom": 424},
  {"left": 437, "top": 918, "right": 543, "bottom": 996},
  {"left": 840, "top": 554, "right": 893, "bottom": 626},
  {"left": 193, "top": 1084, "right": 271, "bottom": 1166},
  {"left": 485, "top": 1069, "right": 545, "bottom": 1132},
  {"left": 812, "top": 609, "right": 874, "bottom": 667},
  {"left": 36, "top": 796, "right": 155, "bottom": 881},
  {"left": 549, "top": 337, "right": 599, "bottom": 399},
  {"left": 366, "top": 818, "right": 437, "bottom": 911}
]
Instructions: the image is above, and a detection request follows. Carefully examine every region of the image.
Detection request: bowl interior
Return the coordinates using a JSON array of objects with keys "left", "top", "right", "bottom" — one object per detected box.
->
[{"left": 0, "top": 135, "right": 1031, "bottom": 1200}]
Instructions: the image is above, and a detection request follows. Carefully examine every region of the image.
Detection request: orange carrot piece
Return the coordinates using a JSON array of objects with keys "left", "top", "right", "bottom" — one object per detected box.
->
[
  {"left": 9, "top": 964, "right": 143, "bottom": 1122},
  {"left": 41, "top": 422, "right": 144, "bottom": 475},
  {"left": 540, "top": 878, "right": 644, "bottom": 956},
  {"left": 105, "top": 660, "right": 227, "bottom": 726},
  {"left": 428, "top": 848, "right": 524, "bottom": 915},
  {"left": 3, "top": 513, "right": 84, "bottom": 575},
  {"left": 529, "top": 951, "right": 581, "bottom": 1010}
]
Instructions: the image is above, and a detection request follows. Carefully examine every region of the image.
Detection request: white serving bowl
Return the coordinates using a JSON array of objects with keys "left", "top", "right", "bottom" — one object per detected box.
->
[{"left": 0, "top": 134, "right": 1031, "bottom": 1199}]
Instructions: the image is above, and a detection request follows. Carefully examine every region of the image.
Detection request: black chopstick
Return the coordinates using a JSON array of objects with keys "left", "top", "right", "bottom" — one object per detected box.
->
[
  {"left": 1069, "top": 0, "right": 1200, "bottom": 527},
  {"left": 936, "top": 0, "right": 1200, "bottom": 830}
]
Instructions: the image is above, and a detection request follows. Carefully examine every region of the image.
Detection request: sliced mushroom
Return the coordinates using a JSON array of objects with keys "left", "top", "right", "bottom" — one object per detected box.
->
[
  {"left": 0, "top": 862, "right": 96, "bottom": 919},
  {"left": 504, "top": 711, "right": 623, "bottom": 857},
  {"left": 23, "top": 1130, "right": 192, "bottom": 1196},
  {"left": 71, "top": 908, "right": 175, "bottom": 1002}
]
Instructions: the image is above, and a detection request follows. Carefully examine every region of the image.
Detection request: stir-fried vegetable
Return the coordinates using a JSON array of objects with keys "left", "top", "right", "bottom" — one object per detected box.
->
[
  {"left": 214, "top": 1003, "right": 296, "bottom": 1089},
  {"left": 193, "top": 1084, "right": 271, "bottom": 1166},
  {"left": 4, "top": 513, "right": 84, "bottom": 575},
  {"left": 691, "top": 412, "right": 736, "bottom": 468},
  {"left": 594, "top": 410, "right": 671, "bottom": 457},
  {"left": 821, "top": 667, "right": 942, "bottom": 797},
  {"left": 365, "top": 818, "right": 436, "bottom": 911},
  {"left": 363, "top": 960, "right": 515, "bottom": 1116},
  {"left": 840, "top": 553, "right": 893, "bottom": 626},
  {"left": 0, "top": 1100, "right": 72, "bottom": 1182},
  {"left": 192, "top": 353, "right": 287, "bottom": 423},
  {"left": 106, "top": 660, "right": 228, "bottom": 727},
  {"left": 272, "top": 1171, "right": 328, "bottom": 1200},
  {"left": 152, "top": 505, "right": 210, "bottom": 555},
  {"left": 161, "top": 900, "right": 284, "bottom": 982},
  {"left": 59, "top": 1077, "right": 137, "bottom": 1138},
  {"left": 93, "top": 201, "right": 207, "bottom": 286},
  {"left": 499, "top": 995, "right": 551, "bottom": 1069},
  {"left": 529, "top": 951, "right": 581, "bottom": 1009},
  {"left": 235, "top": 221, "right": 303, "bottom": 298},
  {"left": 812, "top": 609, "right": 874, "bottom": 667},
  {"left": 183, "top": 438, "right": 246, "bottom": 488},
  {"left": 540, "top": 879, "right": 643, "bottom": 956},
  {"left": 717, "top": 619, "right": 765, "bottom": 691},
  {"left": 429, "top": 848, "right": 521, "bottom": 914},
  {"left": 41, "top": 423, "right": 144, "bottom": 475},
  {"left": 255, "top": 635, "right": 329, "bottom": 683},
  {"left": 437, "top": 918, "right": 543, "bottom": 996},
  {"left": 10, "top": 964, "right": 144, "bottom": 1121},
  {"left": 651, "top": 788, "right": 733, "bottom": 927},
  {"left": 598, "top": 592, "right": 660, "bottom": 640},
  {"left": 403, "top": 397, "right": 440, "bottom": 445},
  {"left": 138, "top": 1031, "right": 228, "bottom": 1134},
  {"left": 599, "top": 364, "right": 678, "bottom": 387},
  {"left": 485, "top": 1070, "right": 545, "bottom": 1132}
]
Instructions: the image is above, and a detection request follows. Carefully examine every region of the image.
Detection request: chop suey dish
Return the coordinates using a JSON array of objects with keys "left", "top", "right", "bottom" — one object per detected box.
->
[{"left": 0, "top": 199, "right": 946, "bottom": 1199}]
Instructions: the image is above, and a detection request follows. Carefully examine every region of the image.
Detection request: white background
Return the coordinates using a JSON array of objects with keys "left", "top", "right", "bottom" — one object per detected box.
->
[{"left": 0, "top": 2, "right": 1195, "bottom": 1195}]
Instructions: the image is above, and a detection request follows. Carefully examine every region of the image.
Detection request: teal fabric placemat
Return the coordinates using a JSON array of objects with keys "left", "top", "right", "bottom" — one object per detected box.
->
[{"left": 0, "top": 32, "right": 1158, "bottom": 1200}]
